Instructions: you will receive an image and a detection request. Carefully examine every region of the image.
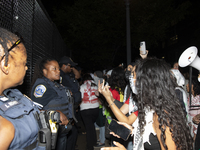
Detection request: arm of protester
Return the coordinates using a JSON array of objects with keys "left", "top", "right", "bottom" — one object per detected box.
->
[
  {"left": 119, "top": 103, "right": 129, "bottom": 114},
  {"left": 140, "top": 50, "right": 148, "bottom": 59},
  {"left": 98, "top": 80, "right": 137, "bottom": 125},
  {"left": 120, "top": 103, "right": 138, "bottom": 124},
  {"left": 71, "top": 67, "right": 81, "bottom": 79},
  {"left": 0, "top": 116, "right": 15, "bottom": 150}
]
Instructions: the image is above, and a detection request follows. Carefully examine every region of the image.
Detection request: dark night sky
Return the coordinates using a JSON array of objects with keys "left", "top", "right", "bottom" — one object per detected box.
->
[{"left": 40, "top": 0, "right": 200, "bottom": 72}]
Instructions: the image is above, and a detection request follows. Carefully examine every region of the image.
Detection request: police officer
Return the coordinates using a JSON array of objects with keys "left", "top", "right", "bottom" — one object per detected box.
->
[
  {"left": 59, "top": 56, "right": 81, "bottom": 150},
  {"left": 31, "top": 58, "right": 73, "bottom": 150},
  {"left": 59, "top": 56, "right": 81, "bottom": 109},
  {"left": 0, "top": 27, "right": 46, "bottom": 149}
]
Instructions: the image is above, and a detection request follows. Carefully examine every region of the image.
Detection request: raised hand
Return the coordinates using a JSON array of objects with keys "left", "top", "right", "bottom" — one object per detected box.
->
[{"left": 98, "top": 80, "right": 112, "bottom": 99}]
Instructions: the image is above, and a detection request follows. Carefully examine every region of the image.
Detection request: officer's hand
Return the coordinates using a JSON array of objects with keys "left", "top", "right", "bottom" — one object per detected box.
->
[{"left": 56, "top": 110, "right": 69, "bottom": 125}]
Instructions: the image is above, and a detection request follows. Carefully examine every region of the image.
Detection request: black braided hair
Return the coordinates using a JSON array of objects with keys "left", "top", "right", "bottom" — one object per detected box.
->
[
  {"left": 30, "top": 57, "right": 57, "bottom": 90},
  {"left": 135, "top": 57, "right": 193, "bottom": 150},
  {"left": 0, "top": 27, "right": 20, "bottom": 66}
]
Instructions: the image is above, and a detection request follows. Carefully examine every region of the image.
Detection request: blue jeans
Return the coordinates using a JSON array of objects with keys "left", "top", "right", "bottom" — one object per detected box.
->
[
  {"left": 95, "top": 123, "right": 105, "bottom": 144},
  {"left": 126, "top": 140, "right": 133, "bottom": 150}
]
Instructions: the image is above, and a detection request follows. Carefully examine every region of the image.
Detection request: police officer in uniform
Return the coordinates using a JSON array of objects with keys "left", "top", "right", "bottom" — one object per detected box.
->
[
  {"left": 0, "top": 27, "right": 46, "bottom": 149},
  {"left": 59, "top": 56, "right": 81, "bottom": 150},
  {"left": 59, "top": 56, "right": 81, "bottom": 109},
  {"left": 31, "top": 58, "right": 74, "bottom": 150}
]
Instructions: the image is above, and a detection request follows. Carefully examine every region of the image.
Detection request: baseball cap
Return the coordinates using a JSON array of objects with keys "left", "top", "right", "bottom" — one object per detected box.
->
[{"left": 59, "top": 56, "right": 78, "bottom": 66}]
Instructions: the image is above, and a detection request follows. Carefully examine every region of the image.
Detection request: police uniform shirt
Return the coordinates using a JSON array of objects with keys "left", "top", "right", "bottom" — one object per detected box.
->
[
  {"left": 31, "top": 80, "right": 58, "bottom": 107},
  {"left": 60, "top": 70, "right": 79, "bottom": 92},
  {"left": 60, "top": 70, "right": 82, "bottom": 105},
  {"left": 0, "top": 89, "right": 45, "bottom": 150}
]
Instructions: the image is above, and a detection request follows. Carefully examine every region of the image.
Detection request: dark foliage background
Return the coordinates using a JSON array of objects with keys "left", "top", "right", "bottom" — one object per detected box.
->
[{"left": 41, "top": 0, "right": 200, "bottom": 72}]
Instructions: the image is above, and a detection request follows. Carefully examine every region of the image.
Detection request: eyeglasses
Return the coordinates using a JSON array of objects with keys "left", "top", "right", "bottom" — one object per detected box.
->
[{"left": 0, "top": 39, "right": 22, "bottom": 64}]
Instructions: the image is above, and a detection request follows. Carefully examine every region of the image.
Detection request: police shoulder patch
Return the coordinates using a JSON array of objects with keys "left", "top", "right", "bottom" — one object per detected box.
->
[{"left": 34, "top": 84, "right": 47, "bottom": 98}]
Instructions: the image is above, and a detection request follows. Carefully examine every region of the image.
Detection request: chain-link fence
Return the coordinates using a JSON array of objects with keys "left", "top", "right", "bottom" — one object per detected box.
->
[{"left": 0, "top": 0, "right": 68, "bottom": 95}]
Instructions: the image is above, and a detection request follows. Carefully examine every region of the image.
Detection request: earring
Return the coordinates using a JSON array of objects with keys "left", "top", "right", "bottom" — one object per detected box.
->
[{"left": 4, "top": 66, "right": 8, "bottom": 69}]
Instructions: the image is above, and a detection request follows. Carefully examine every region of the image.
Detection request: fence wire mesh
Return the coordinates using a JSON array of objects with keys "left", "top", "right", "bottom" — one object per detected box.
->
[{"left": 0, "top": 0, "right": 68, "bottom": 95}]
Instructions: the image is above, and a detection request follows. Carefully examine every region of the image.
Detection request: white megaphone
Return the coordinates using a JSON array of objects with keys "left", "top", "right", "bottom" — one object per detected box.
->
[{"left": 178, "top": 46, "right": 200, "bottom": 71}]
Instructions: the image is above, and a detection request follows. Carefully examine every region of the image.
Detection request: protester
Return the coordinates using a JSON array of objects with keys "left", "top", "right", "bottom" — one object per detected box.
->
[
  {"left": 186, "top": 76, "right": 200, "bottom": 139},
  {"left": 170, "top": 67, "right": 188, "bottom": 118},
  {"left": 98, "top": 65, "right": 139, "bottom": 149},
  {"left": 170, "top": 66, "right": 185, "bottom": 88},
  {"left": 99, "top": 57, "right": 193, "bottom": 150},
  {"left": 193, "top": 114, "right": 200, "bottom": 150},
  {"left": 172, "top": 62, "right": 179, "bottom": 70},
  {"left": 100, "top": 49, "right": 148, "bottom": 148},
  {"left": 102, "top": 67, "right": 128, "bottom": 147},
  {"left": 123, "top": 62, "right": 139, "bottom": 150},
  {"left": 98, "top": 51, "right": 147, "bottom": 149},
  {"left": 30, "top": 58, "right": 71, "bottom": 150},
  {"left": 80, "top": 73, "right": 99, "bottom": 150},
  {"left": 0, "top": 27, "right": 46, "bottom": 149},
  {"left": 195, "top": 123, "right": 200, "bottom": 150},
  {"left": 93, "top": 71, "right": 106, "bottom": 148}
]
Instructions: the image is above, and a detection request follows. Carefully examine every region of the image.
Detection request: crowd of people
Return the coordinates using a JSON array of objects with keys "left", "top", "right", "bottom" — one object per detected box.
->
[{"left": 1, "top": 26, "right": 200, "bottom": 150}]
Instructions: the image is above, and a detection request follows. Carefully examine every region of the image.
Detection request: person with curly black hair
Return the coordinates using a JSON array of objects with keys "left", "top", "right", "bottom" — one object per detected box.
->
[
  {"left": 103, "top": 67, "right": 128, "bottom": 146},
  {"left": 108, "top": 66, "right": 127, "bottom": 97},
  {"left": 104, "top": 66, "right": 127, "bottom": 121},
  {"left": 99, "top": 57, "right": 193, "bottom": 150}
]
